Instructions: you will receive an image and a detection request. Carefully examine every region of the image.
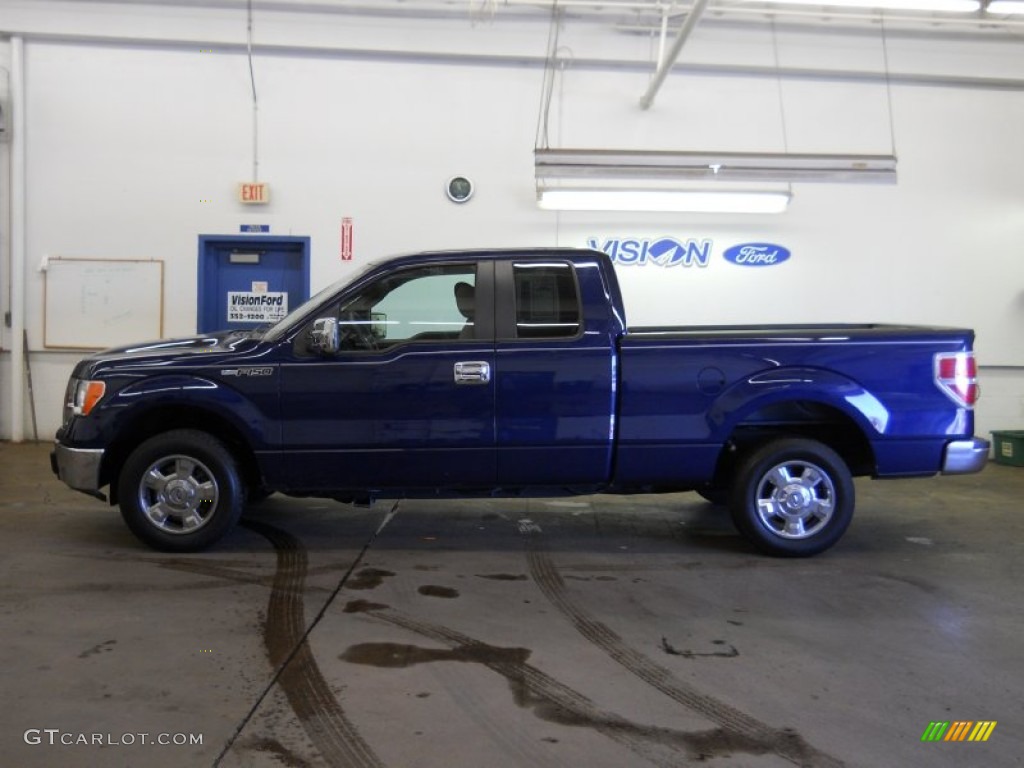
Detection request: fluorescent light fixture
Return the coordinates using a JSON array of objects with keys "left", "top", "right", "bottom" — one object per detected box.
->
[
  {"left": 535, "top": 149, "right": 897, "bottom": 185},
  {"left": 987, "top": 0, "right": 1024, "bottom": 12},
  {"left": 740, "top": 0, "right": 979, "bottom": 10},
  {"left": 537, "top": 188, "right": 791, "bottom": 214}
]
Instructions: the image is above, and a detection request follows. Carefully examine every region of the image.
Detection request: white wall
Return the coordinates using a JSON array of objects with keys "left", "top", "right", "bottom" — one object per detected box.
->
[{"left": 1, "top": 1, "right": 1022, "bottom": 444}]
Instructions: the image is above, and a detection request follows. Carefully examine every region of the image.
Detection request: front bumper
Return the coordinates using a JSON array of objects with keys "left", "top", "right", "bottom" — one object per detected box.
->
[
  {"left": 51, "top": 442, "right": 106, "bottom": 500},
  {"left": 941, "top": 438, "right": 990, "bottom": 475}
]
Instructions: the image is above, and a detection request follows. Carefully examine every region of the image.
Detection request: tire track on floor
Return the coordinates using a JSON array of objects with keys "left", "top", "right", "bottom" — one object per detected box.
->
[
  {"left": 519, "top": 519, "right": 846, "bottom": 768},
  {"left": 215, "top": 509, "right": 398, "bottom": 768},
  {"left": 250, "top": 520, "right": 383, "bottom": 768},
  {"left": 347, "top": 602, "right": 775, "bottom": 766}
]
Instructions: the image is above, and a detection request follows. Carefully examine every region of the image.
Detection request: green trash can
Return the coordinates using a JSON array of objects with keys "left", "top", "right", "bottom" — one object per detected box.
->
[{"left": 991, "top": 431, "right": 1024, "bottom": 467}]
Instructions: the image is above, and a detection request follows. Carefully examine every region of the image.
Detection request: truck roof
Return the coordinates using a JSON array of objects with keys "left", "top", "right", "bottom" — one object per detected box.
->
[{"left": 380, "top": 247, "right": 609, "bottom": 268}]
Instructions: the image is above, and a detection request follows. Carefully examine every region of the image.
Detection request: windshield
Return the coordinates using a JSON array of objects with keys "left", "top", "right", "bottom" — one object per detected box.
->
[{"left": 263, "top": 263, "right": 377, "bottom": 342}]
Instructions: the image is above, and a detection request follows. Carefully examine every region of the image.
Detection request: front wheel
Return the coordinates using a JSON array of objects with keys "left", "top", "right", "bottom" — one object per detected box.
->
[
  {"left": 696, "top": 487, "right": 729, "bottom": 506},
  {"left": 730, "top": 438, "right": 854, "bottom": 557},
  {"left": 118, "top": 429, "right": 244, "bottom": 552}
]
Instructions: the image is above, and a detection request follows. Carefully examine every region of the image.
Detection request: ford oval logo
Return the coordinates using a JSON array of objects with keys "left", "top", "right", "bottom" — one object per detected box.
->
[{"left": 723, "top": 243, "right": 791, "bottom": 267}]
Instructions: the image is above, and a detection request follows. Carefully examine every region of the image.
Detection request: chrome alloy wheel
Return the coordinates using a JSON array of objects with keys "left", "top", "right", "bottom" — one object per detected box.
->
[
  {"left": 137, "top": 454, "right": 219, "bottom": 535},
  {"left": 754, "top": 460, "right": 836, "bottom": 540}
]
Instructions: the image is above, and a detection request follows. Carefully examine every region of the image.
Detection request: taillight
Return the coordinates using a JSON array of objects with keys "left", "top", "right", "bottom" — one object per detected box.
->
[{"left": 934, "top": 352, "right": 979, "bottom": 408}]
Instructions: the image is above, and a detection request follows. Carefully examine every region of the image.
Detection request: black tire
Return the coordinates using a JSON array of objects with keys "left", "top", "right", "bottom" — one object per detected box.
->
[
  {"left": 118, "top": 429, "right": 244, "bottom": 552},
  {"left": 245, "top": 486, "right": 274, "bottom": 506},
  {"left": 730, "top": 438, "right": 854, "bottom": 557},
  {"left": 696, "top": 488, "right": 729, "bottom": 506}
]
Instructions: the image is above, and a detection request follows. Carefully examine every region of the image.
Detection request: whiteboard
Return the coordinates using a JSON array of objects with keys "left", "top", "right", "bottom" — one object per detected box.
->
[{"left": 44, "top": 259, "right": 164, "bottom": 349}]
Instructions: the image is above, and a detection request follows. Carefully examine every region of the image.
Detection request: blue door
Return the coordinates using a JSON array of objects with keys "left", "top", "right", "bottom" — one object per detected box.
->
[
  {"left": 277, "top": 260, "right": 497, "bottom": 491},
  {"left": 197, "top": 236, "right": 310, "bottom": 333},
  {"left": 493, "top": 259, "right": 616, "bottom": 486}
]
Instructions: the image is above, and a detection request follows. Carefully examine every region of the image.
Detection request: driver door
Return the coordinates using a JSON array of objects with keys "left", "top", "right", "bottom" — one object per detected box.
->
[{"left": 279, "top": 261, "right": 495, "bottom": 492}]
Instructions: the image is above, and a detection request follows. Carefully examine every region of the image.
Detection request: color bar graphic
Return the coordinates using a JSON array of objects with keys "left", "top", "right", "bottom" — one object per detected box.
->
[
  {"left": 921, "top": 721, "right": 996, "bottom": 742},
  {"left": 968, "top": 722, "right": 997, "bottom": 742},
  {"left": 945, "top": 721, "right": 973, "bottom": 741}
]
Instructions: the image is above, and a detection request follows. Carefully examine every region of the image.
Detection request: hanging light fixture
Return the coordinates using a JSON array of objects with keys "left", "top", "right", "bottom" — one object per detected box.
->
[
  {"left": 534, "top": 149, "right": 896, "bottom": 214},
  {"left": 537, "top": 187, "right": 792, "bottom": 214},
  {"left": 987, "top": 0, "right": 1024, "bottom": 12},
  {"left": 535, "top": 149, "right": 897, "bottom": 185}
]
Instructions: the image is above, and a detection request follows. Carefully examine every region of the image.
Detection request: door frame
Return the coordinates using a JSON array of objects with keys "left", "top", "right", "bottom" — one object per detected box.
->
[
  {"left": 278, "top": 259, "right": 498, "bottom": 491},
  {"left": 197, "top": 235, "right": 311, "bottom": 333}
]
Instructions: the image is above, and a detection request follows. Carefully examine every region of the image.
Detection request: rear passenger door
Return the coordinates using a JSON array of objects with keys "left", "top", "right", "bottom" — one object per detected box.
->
[{"left": 493, "top": 260, "right": 615, "bottom": 486}]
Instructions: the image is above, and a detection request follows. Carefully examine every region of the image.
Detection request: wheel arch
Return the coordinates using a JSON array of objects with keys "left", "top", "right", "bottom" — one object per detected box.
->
[
  {"left": 101, "top": 404, "right": 262, "bottom": 505},
  {"left": 708, "top": 371, "right": 881, "bottom": 488}
]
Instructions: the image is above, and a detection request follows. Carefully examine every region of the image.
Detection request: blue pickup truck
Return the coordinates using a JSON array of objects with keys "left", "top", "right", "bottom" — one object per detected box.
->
[{"left": 52, "top": 248, "right": 987, "bottom": 556}]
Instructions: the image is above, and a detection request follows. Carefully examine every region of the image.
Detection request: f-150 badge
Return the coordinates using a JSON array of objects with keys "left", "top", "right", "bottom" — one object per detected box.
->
[{"left": 221, "top": 367, "right": 274, "bottom": 377}]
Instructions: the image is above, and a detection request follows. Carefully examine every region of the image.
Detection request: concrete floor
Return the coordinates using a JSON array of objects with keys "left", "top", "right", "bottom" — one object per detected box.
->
[{"left": 1, "top": 441, "right": 1022, "bottom": 768}]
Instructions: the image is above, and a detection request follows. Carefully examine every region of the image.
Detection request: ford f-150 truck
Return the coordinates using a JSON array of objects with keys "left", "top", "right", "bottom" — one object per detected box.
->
[{"left": 52, "top": 248, "right": 988, "bottom": 556}]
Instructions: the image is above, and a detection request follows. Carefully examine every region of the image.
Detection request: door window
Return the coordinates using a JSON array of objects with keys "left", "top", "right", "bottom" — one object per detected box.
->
[
  {"left": 337, "top": 264, "right": 478, "bottom": 350},
  {"left": 513, "top": 263, "right": 581, "bottom": 339}
]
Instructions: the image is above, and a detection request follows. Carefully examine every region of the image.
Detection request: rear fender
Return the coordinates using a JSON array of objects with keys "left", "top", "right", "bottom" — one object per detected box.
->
[{"left": 708, "top": 367, "right": 889, "bottom": 440}]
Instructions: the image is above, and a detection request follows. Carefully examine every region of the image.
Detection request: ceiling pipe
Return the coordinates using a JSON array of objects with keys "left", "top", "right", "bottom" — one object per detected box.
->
[
  {"left": 656, "top": 6, "right": 670, "bottom": 68},
  {"left": 639, "top": 0, "right": 711, "bottom": 110},
  {"left": 9, "top": 37, "right": 27, "bottom": 442}
]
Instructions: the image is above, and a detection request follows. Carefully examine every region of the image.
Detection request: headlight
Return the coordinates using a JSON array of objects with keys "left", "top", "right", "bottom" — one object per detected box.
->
[
  {"left": 68, "top": 379, "right": 106, "bottom": 417},
  {"left": 63, "top": 378, "right": 78, "bottom": 425}
]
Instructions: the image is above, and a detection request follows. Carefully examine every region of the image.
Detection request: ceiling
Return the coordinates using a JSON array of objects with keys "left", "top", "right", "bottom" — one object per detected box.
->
[
  {"left": 17, "top": 0, "right": 1023, "bottom": 98},
  {"left": 54, "top": 0, "right": 1024, "bottom": 39}
]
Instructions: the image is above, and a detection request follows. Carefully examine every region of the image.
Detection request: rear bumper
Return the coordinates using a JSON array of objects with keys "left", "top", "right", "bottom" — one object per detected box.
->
[
  {"left": 51, "top": 441, "right": 106, "bottom": 499},
  {"left": 941, "top": 438, "right": 990, "bottom": 475}
]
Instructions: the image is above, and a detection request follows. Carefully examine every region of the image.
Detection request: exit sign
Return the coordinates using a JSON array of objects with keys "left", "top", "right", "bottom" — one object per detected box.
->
[{"left": 238, "top": 182, "right": 270, "bottom": 204}]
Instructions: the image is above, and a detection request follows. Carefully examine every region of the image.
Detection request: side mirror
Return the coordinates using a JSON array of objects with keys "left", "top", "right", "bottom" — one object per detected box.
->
[{"left": 310, "top": 317, "right": 339, "bottom": 355}]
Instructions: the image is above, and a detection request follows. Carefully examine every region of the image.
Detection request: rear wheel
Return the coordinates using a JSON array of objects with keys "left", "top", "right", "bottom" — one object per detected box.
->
[
  {"left": 245, "top": 485, "right": 273, "bottom": 506},
  {"left": 118, "top": 429, "right": 244, "bottom": 552},
  {"left": 730, "top": 438, "right": 854, "bottom": 557}
]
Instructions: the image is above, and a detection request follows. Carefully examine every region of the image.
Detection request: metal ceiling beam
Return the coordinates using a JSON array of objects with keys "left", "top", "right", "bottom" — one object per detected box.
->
[
  {"left": 34, "top": 0, "right": 1024, "bottom": 31},
  {"left": 13, "top": 30, "right": 1024, "bottom": 91},
  {"left": 7, "top": 28, "right": 1021, "bottom": 91},
  {"left": 639, "top": 0, "right": 711, "bottom": 110}
]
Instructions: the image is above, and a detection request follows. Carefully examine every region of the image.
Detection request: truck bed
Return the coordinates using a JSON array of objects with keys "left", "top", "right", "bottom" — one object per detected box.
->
[
  {"left": 625, "top": 323, "right": 967, "bottom": 340},
  {"left": 614, "top": 322, "right": 977, "bottom": 489}
]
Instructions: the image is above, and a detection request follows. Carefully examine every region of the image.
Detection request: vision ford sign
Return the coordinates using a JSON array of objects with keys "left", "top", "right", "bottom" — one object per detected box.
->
[
  {"left": 587, "top": 237, "right": 711, "bottom": 267},
  {"left": 723, "top": 243, "right": 791, "bottom": 267}
]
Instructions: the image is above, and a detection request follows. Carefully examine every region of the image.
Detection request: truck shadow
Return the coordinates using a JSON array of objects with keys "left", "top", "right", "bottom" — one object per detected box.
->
[{"left": 238, "top": 492, "right": 754, "bottom": 557}]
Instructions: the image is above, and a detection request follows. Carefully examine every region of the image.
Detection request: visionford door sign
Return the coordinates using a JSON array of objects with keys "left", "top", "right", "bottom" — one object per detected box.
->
[
  {"left": 587, "top": 237, "right": 711, "bottom": 268},
  {"left": 227, "top": 291, "right": 289, "bottom": 323},
  {"left": 723, "top": 243, "right": 791, "bottom": 267}
]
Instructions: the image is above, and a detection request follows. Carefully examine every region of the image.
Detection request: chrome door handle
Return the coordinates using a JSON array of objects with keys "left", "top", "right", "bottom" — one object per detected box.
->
[{"left": 454, "top": 361, "right": 491, "bottom": 385}]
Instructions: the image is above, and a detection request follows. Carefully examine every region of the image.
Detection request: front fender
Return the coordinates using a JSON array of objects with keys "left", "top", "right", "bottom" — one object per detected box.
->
[
  {"left": 708, "top": 367, "right": 889, "bottom": 439},
  {"left": 73, "top": 374, "right": 274, "bottom": 448}
]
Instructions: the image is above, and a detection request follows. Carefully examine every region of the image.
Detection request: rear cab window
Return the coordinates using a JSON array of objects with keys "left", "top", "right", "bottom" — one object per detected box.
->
[{"left": 512, "top": 262, "right": 581, "bottom": 339}]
